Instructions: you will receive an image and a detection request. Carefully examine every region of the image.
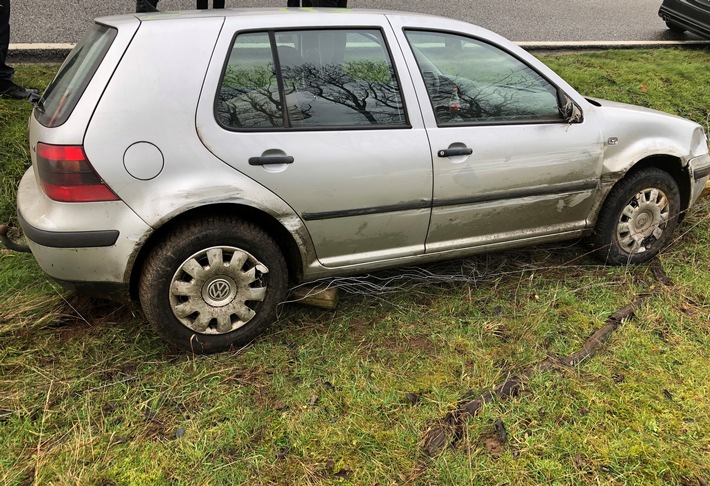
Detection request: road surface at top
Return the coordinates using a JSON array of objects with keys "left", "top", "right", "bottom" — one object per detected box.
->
[{"left": 9, "top": 0, "right": 705, "bottom": 45}]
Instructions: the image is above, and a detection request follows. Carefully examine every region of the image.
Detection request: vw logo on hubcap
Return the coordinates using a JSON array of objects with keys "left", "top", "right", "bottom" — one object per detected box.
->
[
  {"left": 208, "top": 279, "right": 231, "bottom": 300},
  {"left": 203, "top": 277, "right": 236, "bottom": 306}
]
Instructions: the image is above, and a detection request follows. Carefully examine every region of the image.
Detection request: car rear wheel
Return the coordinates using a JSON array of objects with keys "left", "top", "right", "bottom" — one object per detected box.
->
[
  {"left": 139, "top": 216, "right": 288, "bottom": 353},
  {"left": 665, "top": 21, "right": 686, "bottom": 33},
  {"left": 590, "top": 167, "right": 681, "bottom": 265}
]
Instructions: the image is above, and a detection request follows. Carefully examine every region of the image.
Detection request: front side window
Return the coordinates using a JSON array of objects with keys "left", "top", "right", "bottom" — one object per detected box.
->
[
  {"left": 217, "top": 29, "right": 407, "bottom": 129},
  {"left": 404, "top": 31, "right": 562, "bottom": 126}
]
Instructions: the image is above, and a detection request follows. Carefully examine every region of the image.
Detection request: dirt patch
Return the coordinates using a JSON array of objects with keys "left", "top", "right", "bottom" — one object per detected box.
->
[{"left": 39, "top": 295, "right": 137, "bottom": 344}]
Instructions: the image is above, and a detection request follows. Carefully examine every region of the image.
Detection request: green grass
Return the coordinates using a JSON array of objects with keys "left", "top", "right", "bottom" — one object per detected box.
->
[{"left": 1, "top": 50, "right": 709, "bottom": 485}]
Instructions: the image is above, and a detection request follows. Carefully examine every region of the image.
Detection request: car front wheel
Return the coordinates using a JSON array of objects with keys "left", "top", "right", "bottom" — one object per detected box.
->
[
  {"left": 590, "top": 167, "right": 681, "bottom": 265},
  {"left": 139, "top": 216, "right": 288, "bottom": 353}
]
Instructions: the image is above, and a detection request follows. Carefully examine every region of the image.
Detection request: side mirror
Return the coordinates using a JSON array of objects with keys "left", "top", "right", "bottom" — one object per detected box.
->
[{"left": 558, "top": 91, "right": 583, "bottom": 123}]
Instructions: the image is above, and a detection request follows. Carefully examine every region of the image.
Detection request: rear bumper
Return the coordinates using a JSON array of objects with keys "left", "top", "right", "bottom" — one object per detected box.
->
[
  {"left": 18, "top": 211, "right": 119, "bottom": 248},
  {"left": 17, "top": 168, "right": 152, "bottom": 292}
]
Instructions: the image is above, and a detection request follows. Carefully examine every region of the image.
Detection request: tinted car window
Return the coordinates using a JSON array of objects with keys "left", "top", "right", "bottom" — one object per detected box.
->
[
  {"left": 35, "top": 24, "right": 117, "bottom": 128},
  {"left": 218, "top": 32, "right": 281, "bottom": 129},
  {"left": 217, "top": 29, "right": 406, "bottom": 129},
  {"left": 404, "top": 31, "right": 561, "bottom": 125}
]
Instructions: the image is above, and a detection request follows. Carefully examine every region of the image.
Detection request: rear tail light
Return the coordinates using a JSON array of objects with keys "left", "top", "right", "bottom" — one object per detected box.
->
[{"left": 36, "top": 143, "right": 119, "bottom": 202}]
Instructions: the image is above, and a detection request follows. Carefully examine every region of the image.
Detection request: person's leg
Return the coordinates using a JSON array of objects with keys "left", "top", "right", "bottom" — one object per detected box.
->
[
  {"left": 0, "top": 0, "right": 38, "bottom": 99},
  {"left": 213, "top": 0, "right": 225, "bottom": 8},
  {"left": 0, "top": 0, "right": 15, "bottom": 82},
  {"left": 196, "top": 0, "right": 208, "bottom": 9}
]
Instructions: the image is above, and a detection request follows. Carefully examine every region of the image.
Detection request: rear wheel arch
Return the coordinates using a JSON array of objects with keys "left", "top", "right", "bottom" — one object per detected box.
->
[{"left": 129, "top": 203, "right": 305, "bottom": 302}]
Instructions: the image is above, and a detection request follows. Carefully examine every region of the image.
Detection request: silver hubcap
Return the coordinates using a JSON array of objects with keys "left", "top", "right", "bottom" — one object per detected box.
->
[
  {"left": 616, "top": 188, "right": 669, "bottom": 254},
  {"left": 169, "top": 246, "right": 269, "bottom": 334}
]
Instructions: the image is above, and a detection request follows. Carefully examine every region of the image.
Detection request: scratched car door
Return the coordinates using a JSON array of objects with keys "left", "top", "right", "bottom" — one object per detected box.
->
[
  {"left": 198, "top": 23, "right": 433, "bottom": 268},
  {"left": 399, "top": 29, "right": 604, "bottom": 253}
]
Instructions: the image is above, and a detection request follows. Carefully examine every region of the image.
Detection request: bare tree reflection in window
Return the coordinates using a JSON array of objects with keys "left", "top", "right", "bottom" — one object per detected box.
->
[
  {"left": 289, "top": 60, "right": 405, "bottom": 126},
  {"left": 219, "top": 65, "right": 285, "bottom": 128}
]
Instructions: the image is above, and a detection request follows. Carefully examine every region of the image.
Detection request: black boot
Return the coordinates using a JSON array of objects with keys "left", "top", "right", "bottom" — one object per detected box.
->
[{"left": 0, "top": 79, "right": 39, "bottom": 100}]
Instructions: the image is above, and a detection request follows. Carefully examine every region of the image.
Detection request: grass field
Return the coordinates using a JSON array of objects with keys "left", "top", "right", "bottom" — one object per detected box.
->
[{"left": 1, "top": 49, "right": 709, "bottom": 485}]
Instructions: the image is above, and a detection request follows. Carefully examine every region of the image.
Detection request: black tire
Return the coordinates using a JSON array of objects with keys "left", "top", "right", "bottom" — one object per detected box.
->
[
  {"left": 665, "top": 21, "right": 686, "bottom": 33},
  {"left": 139, "top": 216, "right": 288, "bottom": 353},
  {"left": 590, "top": 167, "right": 681, "bottom": 265}
]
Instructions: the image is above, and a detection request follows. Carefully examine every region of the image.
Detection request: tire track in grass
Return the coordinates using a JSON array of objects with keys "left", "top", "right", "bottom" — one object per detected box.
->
[{"left": 412, "top": 259, "right": 673, "bottom": 472}]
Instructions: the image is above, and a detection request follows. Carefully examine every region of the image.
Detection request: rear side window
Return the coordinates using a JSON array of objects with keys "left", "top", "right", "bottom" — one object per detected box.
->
[
  {"left": 35, "top": 24, "right": 117, "bottom": 128},
  {"left": 217, "top": 29, "right": 407, "bottom": 130}
]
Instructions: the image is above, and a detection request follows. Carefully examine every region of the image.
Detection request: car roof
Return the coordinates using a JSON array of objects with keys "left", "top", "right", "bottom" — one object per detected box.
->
[
  {"left": 94, "top": 8, "right": 510, "bottom": 64},
  {"left": 97, "top": 7, "right": 443, "bottom": 27}
]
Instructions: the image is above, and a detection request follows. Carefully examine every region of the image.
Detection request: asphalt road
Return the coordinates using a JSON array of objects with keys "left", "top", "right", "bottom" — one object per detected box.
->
[{"left": 8, "top": 0, "right": 705, "bottom": 45}]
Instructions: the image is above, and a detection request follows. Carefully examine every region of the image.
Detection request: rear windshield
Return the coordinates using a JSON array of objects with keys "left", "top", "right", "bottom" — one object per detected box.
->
[{"left": 35, "top": 24, "right": 117, "bottom": 128}]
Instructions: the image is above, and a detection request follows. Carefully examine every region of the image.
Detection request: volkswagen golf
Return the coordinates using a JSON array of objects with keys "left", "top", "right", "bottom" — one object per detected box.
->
[{"left": 11, "top": 8, "right": 710, "bottom": 352}]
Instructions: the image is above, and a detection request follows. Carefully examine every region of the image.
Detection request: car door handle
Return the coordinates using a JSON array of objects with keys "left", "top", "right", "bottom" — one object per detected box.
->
[
  {"left": 437, "top": 147, "right": 473, "bottom": 158},
  {"left": 248, "top": 155, "right": 295, "bottom": 166}
]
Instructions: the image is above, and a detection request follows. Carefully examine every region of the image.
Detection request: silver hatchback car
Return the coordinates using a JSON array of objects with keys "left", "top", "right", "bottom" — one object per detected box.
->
[{"left": 15, "top": 8, "right": 710, "bottom": 353}]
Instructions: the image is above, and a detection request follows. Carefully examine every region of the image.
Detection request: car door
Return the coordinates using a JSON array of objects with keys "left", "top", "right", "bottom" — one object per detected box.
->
[
  {"left": 396, "top": 27, "right": 604, "bottom": 253},
  {"left": 198, "top": 21, "right": 433, "bottom": 268}
]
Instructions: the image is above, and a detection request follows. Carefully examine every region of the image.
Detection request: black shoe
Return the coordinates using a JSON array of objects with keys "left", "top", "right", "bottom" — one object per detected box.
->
[{"left": 0, "top": 80, "right": 39, "bottom": 100}]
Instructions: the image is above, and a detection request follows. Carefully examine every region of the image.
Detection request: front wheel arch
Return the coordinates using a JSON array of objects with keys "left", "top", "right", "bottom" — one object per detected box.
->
[
  {"left": 598, "top": 155, "right": 691, "bottom": 220},
  {"left": 589, "top": 166, "right": 682, "bottom": 264}
]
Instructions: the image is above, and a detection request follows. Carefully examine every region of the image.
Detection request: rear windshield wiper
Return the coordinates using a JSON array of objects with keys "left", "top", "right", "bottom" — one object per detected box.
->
[{"left": 29, "top": 92, "right": 45, "bottom": 113}]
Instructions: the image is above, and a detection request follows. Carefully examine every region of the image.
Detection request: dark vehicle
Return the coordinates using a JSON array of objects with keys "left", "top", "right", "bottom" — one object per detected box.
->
[{"left": 659, "top": 0, "right": 710, "bottom": 38}]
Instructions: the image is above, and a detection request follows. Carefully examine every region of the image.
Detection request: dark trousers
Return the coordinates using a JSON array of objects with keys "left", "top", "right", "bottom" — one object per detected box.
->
[
  {"left": 197, "top": 0, "right": 225, "bottom": 8},
  {"left": 1, "top": 0, "right": 13, "bottom": 81},
  {"left": 287, "top": 0, "right": 347, "bottom": 6},
  {"left": 136, "top": 0, "right": 159, "bottom": 12}
]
